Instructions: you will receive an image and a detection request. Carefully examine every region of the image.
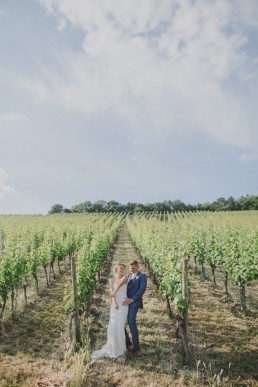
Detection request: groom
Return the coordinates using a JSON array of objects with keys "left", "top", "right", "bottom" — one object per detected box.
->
[{"left": 123, "top": 260, "right": 147, "bottom": 356}]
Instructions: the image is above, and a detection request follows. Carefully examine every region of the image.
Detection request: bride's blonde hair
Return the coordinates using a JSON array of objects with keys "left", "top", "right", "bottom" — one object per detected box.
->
[{"left": 113, "top": 263, "right": 126, "bottom": 274}]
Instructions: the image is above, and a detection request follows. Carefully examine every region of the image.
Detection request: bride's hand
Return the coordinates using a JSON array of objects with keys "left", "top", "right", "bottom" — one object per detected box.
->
[{"left": 115, "top": 303, "right": 119, "bottom": 310}]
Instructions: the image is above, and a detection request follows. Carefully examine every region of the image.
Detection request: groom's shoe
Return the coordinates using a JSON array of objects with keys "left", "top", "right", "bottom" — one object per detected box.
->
[
  {"left": 129, "top": 348, "right": 140, "bottom": 357},
  {"left": 126, "top": 344, "right": 134, "bottom": 352}
]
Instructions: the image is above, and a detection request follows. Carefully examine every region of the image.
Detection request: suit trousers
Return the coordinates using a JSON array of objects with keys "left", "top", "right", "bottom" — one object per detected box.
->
[{"left": 125, "top": 306, "right": 140, "bottom": 350}]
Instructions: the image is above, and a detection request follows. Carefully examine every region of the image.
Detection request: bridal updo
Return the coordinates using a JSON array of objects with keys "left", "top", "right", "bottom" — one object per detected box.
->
[{"left": 113, "top": 263, "right": 126, "bottom": 274}]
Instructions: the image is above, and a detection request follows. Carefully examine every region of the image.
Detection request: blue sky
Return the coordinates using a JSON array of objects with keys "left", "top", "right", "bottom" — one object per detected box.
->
[{"left": 0, "top": 0, "right": 258, "bottom": 214}]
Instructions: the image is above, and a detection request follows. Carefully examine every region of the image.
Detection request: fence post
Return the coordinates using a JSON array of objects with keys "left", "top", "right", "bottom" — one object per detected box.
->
[
  {"left": 182, "top": 257, "right": 189, "bottom": 337},
  {"left": 71, "top": 255, "right": 81, "bottom": 344},
  {"left": 49, "top": 239, "right": 53, "bottom": 284},
  {"left": 181, "top": 257, "right": 189, "bottom": 362}
]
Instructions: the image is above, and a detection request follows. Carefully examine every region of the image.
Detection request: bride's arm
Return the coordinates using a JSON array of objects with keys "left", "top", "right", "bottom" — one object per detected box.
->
[
  {"left": 111, "top": 275, "right": 128, "bottom": 296},
  {"left": 109, "top": 278, "right": 115, "bottom": 293},
  {"left": 109, "top": 278, "right": 115, "bottom": 300},
  {"left": 110, "top": 278, "right": 119, "bottom": 309}
]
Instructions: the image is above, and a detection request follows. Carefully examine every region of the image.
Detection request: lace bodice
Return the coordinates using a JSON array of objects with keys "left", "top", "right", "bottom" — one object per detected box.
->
[{"left": 113, "top": 282, "right": 127, "bottom": 306}]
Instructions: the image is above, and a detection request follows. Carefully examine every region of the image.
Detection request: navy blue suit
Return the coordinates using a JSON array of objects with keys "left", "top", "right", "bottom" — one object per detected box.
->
[{"left": 125, "top": 271, "right": 147, "bottom": 350}]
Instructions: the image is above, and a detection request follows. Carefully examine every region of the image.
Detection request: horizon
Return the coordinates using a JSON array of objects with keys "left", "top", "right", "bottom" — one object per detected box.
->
[{"left": 1, "top": 192, "right": 257, "bottom": 216}]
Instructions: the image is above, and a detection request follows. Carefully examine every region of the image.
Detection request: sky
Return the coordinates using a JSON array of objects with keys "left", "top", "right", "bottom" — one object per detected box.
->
[{"left": 0, "top": 0, "right": 258, "bottom": 214}]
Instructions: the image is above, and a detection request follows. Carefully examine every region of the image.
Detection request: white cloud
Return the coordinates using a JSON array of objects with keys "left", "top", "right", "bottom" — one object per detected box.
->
[
  {"left": 31, "top": 0, "right": 258, "bottom": 153},
  {"left": 0, "top": 112, "right": 28, "bottom": 124},
  {"left": 239, "top": 153, "right": 258, "bottom": 162},
  {"left": 2, "top": 185, "right": 15, "bottom": 194},
  {"left": 39, "top": 0, "right": 174, "bottom": 33},
  {"left": 0, "top": 7, "right": 6, "bottom": 18},
  {"left": 0, "top": 168, "right": 16, "bottom": 201},
  {"left": 234, "top": 0, "right": 258, "bottom": 29},
  {"left": 0, "top": 168, "right": 9, "bottom": 183},
  {"left": 56, "top": 16, "right": 67, "bottom": 31},
  {"left": 17, "top": 79, "right": 48, "bottom": 102}
]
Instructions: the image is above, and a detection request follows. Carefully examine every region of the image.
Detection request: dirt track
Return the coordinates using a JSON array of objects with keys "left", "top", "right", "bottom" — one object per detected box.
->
[{"left": 86, "top": 223, "right": 182, "bottom": 387}]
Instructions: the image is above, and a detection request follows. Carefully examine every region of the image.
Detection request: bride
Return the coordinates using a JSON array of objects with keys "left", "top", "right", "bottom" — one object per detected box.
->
[{"left": 91, "top": 263, "right": 128, "bottom": 359}]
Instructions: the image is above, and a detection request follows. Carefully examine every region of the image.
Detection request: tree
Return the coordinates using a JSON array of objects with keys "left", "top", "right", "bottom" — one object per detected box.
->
[
  {"left": 170, "top": 200, "right": 187, "bottom": 212},
  {"left": 48, "top": 204, "right": 64, "bottom": 214},
  {"left": 71, "top": 203, "right": 84, "bottom": 213},
  {"left": 125, "top": 202, "right": 136, "bottom": 214},
  {"left": 106, "top": 201, "right": 122, "bottom": 212},
  {"left": 210, "top": 197, "right": 227, "bottom": 211},
  {"left": 48, "top": 194, "right": 258, "bottom": 215},
  {"left": 92, "top": 200, "right": 107, "bottom": 212},
  {"left": 226, "top": 196, "right": 236, "bottom": 211},
  {"left": 82, "top": 201, "right": 93, "bottom": 212},
  {"left": 134, "top": 203, "right": 145, "bottom": 212},
  {"left": 70, "top": 201, "right": 93, "bottom": 213}
]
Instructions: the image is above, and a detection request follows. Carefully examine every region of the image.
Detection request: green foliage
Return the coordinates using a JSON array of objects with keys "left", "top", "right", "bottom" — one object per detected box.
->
[
  {"left": 0, "top": 213, "right": 123, "bottom": 319},
  {"left": 127, "top": 210, "right": 258, "bottom": 314},
  {"left": 48, "top": 204, "right": 64, "bottom": 214},
  {"left": 49, "top": 194, "right": 258, "bottom": 214},
  {"left": 127, "top": 214, "right": 187, "bottom": 315}
]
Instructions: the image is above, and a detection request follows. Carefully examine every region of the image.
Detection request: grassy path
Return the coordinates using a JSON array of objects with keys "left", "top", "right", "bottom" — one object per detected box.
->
[
  {"left": 86, "top": 223, "right": 182, "bottom": 387},
  {"left": 0, "top": 262, "right": 71, "bottom": 386},
  {"left": 188, "top": 267, "right": 258, "bottom": 386}
]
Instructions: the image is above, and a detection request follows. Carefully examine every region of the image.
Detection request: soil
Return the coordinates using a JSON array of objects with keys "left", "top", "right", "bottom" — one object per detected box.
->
[
  {"left": 85, "top": 223, "right": 182, "bottom": 387},
  {"left": 0, "top": 261, "right": 71, "bottom": 386},
  {"left": 188, "top": 260, "right": 258, "bottom": 386}
]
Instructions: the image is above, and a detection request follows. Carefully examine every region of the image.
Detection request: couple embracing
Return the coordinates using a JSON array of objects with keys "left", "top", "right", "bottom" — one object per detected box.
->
[{"left": 92, "top": 260, "right": 147, "bottom": 359}]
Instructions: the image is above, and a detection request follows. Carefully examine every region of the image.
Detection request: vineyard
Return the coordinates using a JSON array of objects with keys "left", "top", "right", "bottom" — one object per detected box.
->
[
  {"left": 0, "top": 211, "right": 257, "bottom": 386},
  {"left": 128, "top": 211, "right": 258, "bottom": 313},
  {"left": 0, "top": 214, "right": 124, "bottom": 320}
]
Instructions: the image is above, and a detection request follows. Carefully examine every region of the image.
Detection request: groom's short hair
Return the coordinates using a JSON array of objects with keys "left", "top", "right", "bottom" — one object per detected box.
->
[{"left": 129, "top": 260, "right": 139, "bottom": 266}]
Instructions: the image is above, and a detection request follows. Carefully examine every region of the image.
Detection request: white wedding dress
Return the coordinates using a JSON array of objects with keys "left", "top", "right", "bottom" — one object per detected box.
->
[{"left": 91, "top": 282, "right": 128, "bottom": 359}]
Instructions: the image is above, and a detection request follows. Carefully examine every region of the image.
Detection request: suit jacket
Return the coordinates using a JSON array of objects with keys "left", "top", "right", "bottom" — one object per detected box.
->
[{"left": 127, "top": 271, "right": 147, "bottom": 308}]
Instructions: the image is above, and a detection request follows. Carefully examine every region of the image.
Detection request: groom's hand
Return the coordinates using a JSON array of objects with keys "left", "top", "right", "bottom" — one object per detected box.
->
[{"left": 122, "top": 298, "right": 133, "bottom": 305}]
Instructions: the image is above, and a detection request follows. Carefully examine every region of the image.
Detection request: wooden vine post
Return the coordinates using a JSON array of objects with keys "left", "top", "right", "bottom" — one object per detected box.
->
[
  {"left": 48, "top": 239, "right": 54, "bottom": 284},
  {"left": 181, "top": 257, "right": 189, "bottom": 361},
  {"left": 71, "top": 255, "right": 81, "bottom": 344}
]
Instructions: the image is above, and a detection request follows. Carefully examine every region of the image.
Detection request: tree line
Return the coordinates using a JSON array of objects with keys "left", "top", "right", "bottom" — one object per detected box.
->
[{"left": 48, "top": 194, "right": 258, "bottom": 214}]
